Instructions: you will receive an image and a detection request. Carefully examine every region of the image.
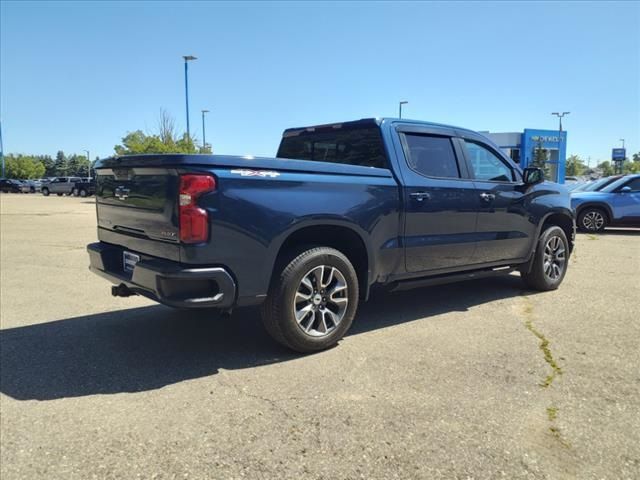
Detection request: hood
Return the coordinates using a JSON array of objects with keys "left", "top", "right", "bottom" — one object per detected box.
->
[{"left": 570, "top": 191, "right": 607, "bottom": 200}]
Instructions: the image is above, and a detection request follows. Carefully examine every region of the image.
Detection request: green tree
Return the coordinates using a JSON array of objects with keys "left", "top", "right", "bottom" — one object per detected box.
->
[
  {"left": 35, "top": 155, "right": 55, "bottom": 177},
  {"left": 597, "top": 161, "right": 614, "bottom": 176},
  {"left": 67, "top": 154, "right": 91, "bottom": 176},
  {"left": 622, "top": 159, "right": 640, "bottom": 174},
  {"left": 632, "top": 151, "right": 640, "bottom": 163},
  {"left": 565, "top": 154, "right": 586, "bottom": 176},
  {"left": 531, "top": 139, "right": 550, "bottom": 178},
  {"left": 4, "top": 154, "right": 46, "bottom": 179},
  {"left": 114, "top": 110, "right": 199, "bottom": 155},
  {"left": 54, "top": 150, "right": 69, "bottom": 176}
]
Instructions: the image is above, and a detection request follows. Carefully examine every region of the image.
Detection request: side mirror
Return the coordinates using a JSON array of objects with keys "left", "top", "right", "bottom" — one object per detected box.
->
[
  {"left": 620, "top": 186, "right": 632, "bottom": 193},
  {"left": 523, "top": 167, "right": 544, "bottom": 185}
]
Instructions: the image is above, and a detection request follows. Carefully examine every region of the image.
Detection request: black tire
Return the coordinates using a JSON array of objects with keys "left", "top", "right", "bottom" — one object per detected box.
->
[
  {"left": 72, "top": 188, "right": 79, "bottom": 197},
  {"left": 79, "top": 189, "right": 87, "bottom": 198},
  {"left": 42, "top": 188, "right": 49, "bottom": 196},
  {"left": 577, "top": 207, "right": 607, "bottom": 233},
  {"left": 261, "top": 246, "right": 359, "bottom": 353},
  {"left": 521, "top": 225, "right": 569, "bottom": 291}
]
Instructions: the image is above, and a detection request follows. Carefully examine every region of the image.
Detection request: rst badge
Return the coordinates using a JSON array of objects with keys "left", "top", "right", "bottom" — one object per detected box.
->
[{"left": 230, "top": 169, "right": 280, "bottom": 178}]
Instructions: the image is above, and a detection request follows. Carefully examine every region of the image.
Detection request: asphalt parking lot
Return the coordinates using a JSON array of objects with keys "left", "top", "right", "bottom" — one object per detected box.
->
[{"left": 1, "top": 194, "right": 639, "bottom": 480}]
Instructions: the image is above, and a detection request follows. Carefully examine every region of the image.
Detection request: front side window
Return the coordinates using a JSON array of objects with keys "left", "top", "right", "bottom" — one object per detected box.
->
[
  {"left": 403, "top": 134, "right": 460, "bottom": 178},
  {"left": 621, "top": 178, "right": 640, "bottom": 192},
  {"left": 464, "top": 140, "right": 514, "bottom": 182}
]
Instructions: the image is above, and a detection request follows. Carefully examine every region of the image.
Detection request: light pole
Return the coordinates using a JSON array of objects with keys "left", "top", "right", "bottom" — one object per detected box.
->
[
  {"left": 84, "top": 150, "right": 90, "bottom": 177},
  {"left": 201, "top": 109, "right": 209, "bottom": 151},
  {"left": 183, "top": 55, "right": 197, "bottom": 139},
  {"left": 620, "top": 138, "right": 625, "bottom": 149},
  {"left": 399, "top": 101, "right": 408, "bottom": 119},
  {"left": 551, "top": 112, "right": 569, "bottom": 182}
]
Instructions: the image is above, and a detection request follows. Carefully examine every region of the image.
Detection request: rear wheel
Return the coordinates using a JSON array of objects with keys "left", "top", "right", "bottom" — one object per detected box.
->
[
  {"left": 521, "top": 225, "right": 569, "bottom": 291},
  {"left": 42, "top": 188, "right": 50, "bottom": 196},
  {"left": 578, "top": 207, "right": 607, "bottom": 232},
  {"left": 79, "top": 189, "right": 88, "bottom": 197},
  {"left": 72, "top": 188, "right": 79, "bottom": 197},
  {"left": 261, "top": 247, "right": 359, "bottom": 353}
]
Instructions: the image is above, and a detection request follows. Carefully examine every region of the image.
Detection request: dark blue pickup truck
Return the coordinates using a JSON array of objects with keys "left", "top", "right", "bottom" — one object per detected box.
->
[{"left": 88, "top": 118, "right": 575, "bottom": 352}]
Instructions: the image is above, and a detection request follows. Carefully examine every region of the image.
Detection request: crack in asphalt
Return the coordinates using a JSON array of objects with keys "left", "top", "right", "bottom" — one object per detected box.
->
[{"left": 521, "top": 298, "right": 570, "bottom": 449}]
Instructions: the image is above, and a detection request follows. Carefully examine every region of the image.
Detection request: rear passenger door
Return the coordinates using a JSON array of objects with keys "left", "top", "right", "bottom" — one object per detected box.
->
[
  {"left": 459, "top": 137, "right": 534, "bottom": 264},
  {"left": 398, "top": 127, "right": 480, "bottom": 273}
]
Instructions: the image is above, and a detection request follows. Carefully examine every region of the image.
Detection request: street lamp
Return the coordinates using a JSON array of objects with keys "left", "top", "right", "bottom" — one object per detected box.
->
[
  {"left": 399, "top": 101, "right": 408, "bottom": 119},
  {"left": 201, "top": 109, "right": 209, "bottom": 150},
  {"left": 183, "top": 55, "right": 197, "bottom": 139},
  {"left": 551, "top": 112, "right": 570, "bottom": 181},
  {"left": 620, "top": 138, "right": 625, "bottom": 149},
  {"left": 84, "top": 150, "right": 90, "bottom": 177}
]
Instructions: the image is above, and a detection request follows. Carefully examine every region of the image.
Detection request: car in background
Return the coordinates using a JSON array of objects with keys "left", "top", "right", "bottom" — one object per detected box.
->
[
  {"left": 18, "top": 179, "right": 43, "bottom": 193},
  {"left": 0, "top": 179, "right": 23, "bottom": 193},
  {"left": 41, "top": 176, "right": 82, "bottom": 196},
  {"left": 72, "top": 177, "right": 96, "bottom": 197},
  {"left": 571, "top": 174, "right": 640, "bottom": 232}
]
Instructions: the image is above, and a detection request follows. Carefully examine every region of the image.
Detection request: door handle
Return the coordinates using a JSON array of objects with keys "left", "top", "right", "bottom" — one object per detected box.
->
[
  {"left": 410, "top": 192, "right": 431, "bottom": 202},
  {"left": 479, "top": 192, "right": 495, "bottom": 202}
]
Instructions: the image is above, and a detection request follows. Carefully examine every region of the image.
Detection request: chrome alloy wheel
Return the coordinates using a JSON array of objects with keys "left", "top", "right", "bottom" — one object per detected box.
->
[
  {"left": 293, "top": 265, "right": 349, "bottom": 337},
  {"left": 543, "top": 235, "right": 566, "bottom": 281},
  {"left": 582, "top": 211, "right": 604, "bottom": 231}
]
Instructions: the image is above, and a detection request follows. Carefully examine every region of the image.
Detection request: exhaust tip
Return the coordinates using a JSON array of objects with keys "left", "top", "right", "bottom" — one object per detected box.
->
[{"left": 112, "top": 284, "right": 135, "bottom": 297}]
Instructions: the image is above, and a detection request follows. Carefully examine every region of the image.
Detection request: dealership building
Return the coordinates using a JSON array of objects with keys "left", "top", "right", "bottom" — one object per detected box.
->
[{"left": 481, "top": 129, "right": 568, "bottom": 183}]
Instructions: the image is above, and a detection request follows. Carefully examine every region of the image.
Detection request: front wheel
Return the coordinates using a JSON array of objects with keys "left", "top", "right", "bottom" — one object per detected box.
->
[
  {"left": 578, "top": 207, "right": 607, "bottom": 232},
  {"left": 42, "top": 188, "right": 50, "bottom": 196},
  {"left": 521, "top": 226, "right": 569, "bottom": 291},
  {"left": 72, "top": 188, "right": 79, "bottom": 197},
  {"left": 79, "top": 189, "right": 88, "bottom": 197},
  {"left": 261, "top": 247, "right": 359, "bottom": 353}
]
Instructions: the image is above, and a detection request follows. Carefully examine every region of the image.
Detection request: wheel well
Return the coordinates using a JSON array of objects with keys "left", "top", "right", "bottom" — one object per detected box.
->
[
  {"left": 274, "top": 225, "right": 369, "bottom": 299},
  {"left": 542, "top": 213, "right": 574, "bottom": 251},
  {"left": 576, "top": 203, "right": 610, "bottom": 222}
]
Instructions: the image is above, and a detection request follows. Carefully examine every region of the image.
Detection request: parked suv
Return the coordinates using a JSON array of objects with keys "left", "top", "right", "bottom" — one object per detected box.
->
[
  {"left": 572, "top": 174, "right": 640, "bottom": 231},
  {"left": 0, "top": 179, "right": 23, "bottom": 193},
  {"left": 41, "top": 177, "right": 82, "bottom": 196}
]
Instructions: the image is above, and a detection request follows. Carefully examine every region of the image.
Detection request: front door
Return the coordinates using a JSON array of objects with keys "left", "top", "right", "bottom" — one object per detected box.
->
[
  {"left": 460, "top": 138, "right": 535, "bottom": 264},
  {"left": 399, "top": 132, "right": 479, "bottom": 273},
  {"left": 612, "top": 177, "right": 640, "bottom": 223}
]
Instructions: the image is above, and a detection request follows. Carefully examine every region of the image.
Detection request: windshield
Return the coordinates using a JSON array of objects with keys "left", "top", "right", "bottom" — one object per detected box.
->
[{"left": 581, "top": 176, "right": 621, "bottom": 192}]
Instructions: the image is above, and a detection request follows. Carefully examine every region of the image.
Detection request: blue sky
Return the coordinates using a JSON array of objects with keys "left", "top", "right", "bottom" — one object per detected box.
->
[{"left": 1, "top": 1, "right": 639, "bottom": 163}]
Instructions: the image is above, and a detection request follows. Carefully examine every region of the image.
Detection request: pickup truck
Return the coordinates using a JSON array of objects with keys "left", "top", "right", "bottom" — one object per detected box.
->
[
  {"left": 42, "top": 177, "right": 82, "bottom": 196},
  {"left": 72, "top": 178, "right": 96, "bottom": 197},
  {"left": 88, "top": 118, "right": 575, "bottom": 352}
]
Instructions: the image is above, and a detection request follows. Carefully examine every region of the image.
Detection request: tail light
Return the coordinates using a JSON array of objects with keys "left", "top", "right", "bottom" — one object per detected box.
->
[{"left": 179, "top": 174, "right": 216, "bottom": 244}]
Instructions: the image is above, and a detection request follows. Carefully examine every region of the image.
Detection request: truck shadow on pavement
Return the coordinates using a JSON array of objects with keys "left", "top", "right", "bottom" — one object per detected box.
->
[{"left": 1, "top": 275, "right": 535, "bottom": 401}]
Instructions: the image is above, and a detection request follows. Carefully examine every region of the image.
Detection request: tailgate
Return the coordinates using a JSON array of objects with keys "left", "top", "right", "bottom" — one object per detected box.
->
[{"left": 95, "top": 167, "right": 180, "bottom": 260}]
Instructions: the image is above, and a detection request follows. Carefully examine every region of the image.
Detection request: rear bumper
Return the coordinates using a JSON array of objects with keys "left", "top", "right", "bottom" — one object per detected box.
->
[{"left": 87, "top": 242, "right": 236, "bottom": 309}]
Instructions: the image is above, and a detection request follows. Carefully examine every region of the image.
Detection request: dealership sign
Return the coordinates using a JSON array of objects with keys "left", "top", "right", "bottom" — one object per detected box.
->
[
  {"left": 531, "top": 135, "right": 562, "bottom": 143},
  {"left": 612, "top": 148, "right": 626, "bottom": 160}
]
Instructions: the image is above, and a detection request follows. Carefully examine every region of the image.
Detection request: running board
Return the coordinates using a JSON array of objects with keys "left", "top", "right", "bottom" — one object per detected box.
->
[{"left": 390, "top": 266, "right": 516, "bottom": 292}]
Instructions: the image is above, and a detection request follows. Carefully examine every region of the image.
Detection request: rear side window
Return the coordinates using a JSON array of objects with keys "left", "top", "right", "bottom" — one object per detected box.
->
[
  {"left": 403, "top": 134, "right": 460, "bottom": 178},
  {"left": 277, "top": 126, "right": 388, "bottom": 169}
]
